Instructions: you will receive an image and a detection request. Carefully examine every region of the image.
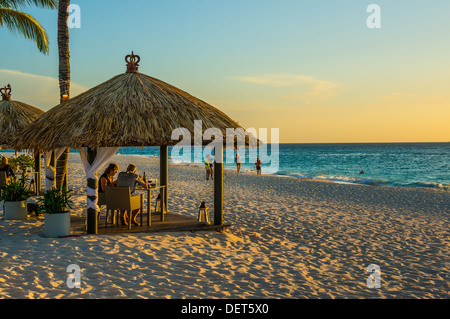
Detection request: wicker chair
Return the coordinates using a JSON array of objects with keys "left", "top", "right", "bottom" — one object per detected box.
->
[{"left": 105, "top": 186, "right": 142, "bottom": 229}]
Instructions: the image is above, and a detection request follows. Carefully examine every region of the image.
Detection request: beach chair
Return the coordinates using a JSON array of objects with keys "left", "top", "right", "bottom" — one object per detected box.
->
[{"left": 105, "top": 186, "right": 142, "bottom": 230}]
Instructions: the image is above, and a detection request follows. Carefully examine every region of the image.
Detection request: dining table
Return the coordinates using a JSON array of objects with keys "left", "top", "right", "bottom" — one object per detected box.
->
[{"left": 135, "top": 184, "right": 166, "bottom": 226}]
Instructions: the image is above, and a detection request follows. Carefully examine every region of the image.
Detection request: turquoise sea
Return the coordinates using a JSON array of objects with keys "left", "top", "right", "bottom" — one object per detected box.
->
[
  {"left": 4, "top": 142, "right": 449, "bottom": 190},
  {"left": 116, "top": 142, "right": 450, "bottom": 190}
]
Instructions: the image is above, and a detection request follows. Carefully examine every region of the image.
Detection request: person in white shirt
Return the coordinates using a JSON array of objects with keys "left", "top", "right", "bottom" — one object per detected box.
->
[
  {"left": 117, "top": 164, "right": 147, "bottom": 226},
  {"left": 235, "top": 152, "right": 241, "bottom": 174}
]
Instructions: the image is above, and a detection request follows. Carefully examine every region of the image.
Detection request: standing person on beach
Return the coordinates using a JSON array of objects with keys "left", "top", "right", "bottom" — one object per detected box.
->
[
  {"left": 235, "top": 152, "right": 241, "bottom": 174},
  {"left": 255, "top": 157, "right": 262, "bottom": 175},
  {"left": 117, "top": 164, "right": 147, "bottom": 226},
  {"left": 0, "top": 157, "right": 15, "bottom": 178},
  {"left": 205, "top": 154, "right": 213, "bottom": 180},
  {"left": 98, "top": 163, "right": 119, "bottom": 193}
]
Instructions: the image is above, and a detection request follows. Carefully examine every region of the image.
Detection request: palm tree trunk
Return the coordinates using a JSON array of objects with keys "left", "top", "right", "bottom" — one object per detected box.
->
[{"left": 55, "top": 0, "right": 70, "bottom": 190}]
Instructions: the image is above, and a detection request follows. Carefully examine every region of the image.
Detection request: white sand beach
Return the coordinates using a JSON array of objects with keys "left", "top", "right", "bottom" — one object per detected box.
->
[{"left": 0, "top": 153, "right": 448, "bottom": 299}]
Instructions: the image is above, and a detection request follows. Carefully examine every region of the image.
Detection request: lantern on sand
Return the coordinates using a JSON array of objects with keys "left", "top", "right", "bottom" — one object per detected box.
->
[{"left": 197, "top": 201, "right": 211, "bottom": 225}]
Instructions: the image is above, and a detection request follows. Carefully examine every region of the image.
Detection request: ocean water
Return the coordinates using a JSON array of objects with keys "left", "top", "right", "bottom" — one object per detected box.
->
[
  {"left": 115, "top": 142, "right": 450, "bottom": 190},
  {"left": 4, "top": 143, "right": 449, "bottom": 190}
]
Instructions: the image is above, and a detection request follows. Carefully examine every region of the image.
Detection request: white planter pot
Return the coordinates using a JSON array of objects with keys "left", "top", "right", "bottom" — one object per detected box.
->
[
  {"left": 4, "top": 201, "right": 28, "bottom": 220},
  {"left": 44, "top": 212, "right": 71, "bottom": 238}
]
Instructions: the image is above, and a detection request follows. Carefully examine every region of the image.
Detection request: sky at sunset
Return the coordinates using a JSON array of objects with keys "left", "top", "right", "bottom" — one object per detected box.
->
[{"left": 1, "top": 0, "right": 449, "bottom": 143}]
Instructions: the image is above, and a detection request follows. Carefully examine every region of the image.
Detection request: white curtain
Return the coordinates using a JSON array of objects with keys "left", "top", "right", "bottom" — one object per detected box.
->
[
  {"left": 78, "top": 147, "right": 119, "bottom": 211},
  {"left": 44, "top": 148, "right": 67, "bottom": 190}
]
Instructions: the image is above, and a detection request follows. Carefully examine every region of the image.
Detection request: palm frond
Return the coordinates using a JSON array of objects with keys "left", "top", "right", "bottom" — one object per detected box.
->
[
  {"left": 0, "top": 0, "right": 58, "bottom": 10},
  {"left": 0, "top": 7, "right": 49, "bottom": 54}
]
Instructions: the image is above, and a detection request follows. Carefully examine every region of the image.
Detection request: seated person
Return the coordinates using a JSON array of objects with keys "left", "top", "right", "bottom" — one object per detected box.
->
[
  {"left": 0, "top": 157, "right": 15, "bottom": 178},
  {"left": 117, "top": 164, "right": 148, "bottom": 225},
  {"left": 99, "top": 163, "right": 119, "bottom": 193}
]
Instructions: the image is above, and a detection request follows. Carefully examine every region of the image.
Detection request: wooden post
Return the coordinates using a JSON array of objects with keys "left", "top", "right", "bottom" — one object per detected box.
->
[
  {"left": 50, "top": 150, "right": 56, "bottom": 167},
  {"left": 147, "top": 189, "right": 151, "bottom": 226},
  {"left": 140, "top": 193, "right": 144, "bottom": 226},
  {"left": 161, "top": 186, "right": 165, "bottom": 222},
  {"left": 33, "top": 150, "right": 41, "bottom": 195},
  {"left": 86, "top": 147, "right": 98, "bottom": 234},
  {"left": 64, "top": 167, "right": 68, "bottom": 192},
  {"left": 160, "top": 145, "right": 168, "bottom": 220},
  {"left": 214, "top": 144, "right": 224, "bottom": 225},
  {"left": 63, "top": 149, "right": 69, "bottom": 192}
]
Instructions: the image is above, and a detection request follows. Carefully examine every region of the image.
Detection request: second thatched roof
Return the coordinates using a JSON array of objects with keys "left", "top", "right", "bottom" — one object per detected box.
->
[
  {"left": 11, "top": 53, "right": 251, "bottom": 151},
  {"left": 0, "top": 84, "right": 45, "bottom": 147}
]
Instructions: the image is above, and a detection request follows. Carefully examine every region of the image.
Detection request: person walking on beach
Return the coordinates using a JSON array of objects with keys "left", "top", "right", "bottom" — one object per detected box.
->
[
  {"left": 205, "top": 154, "right": 213, "bottom": 180},
  {"left": 235, "top": 152, "right": 241, "bottom": 174},
  {"left": 117, "top": 164, "right": 148, "bottom": 226},
  {"left": 255, "top": 157, "right": 262, "bottom": 175},
  {"left": 98, "top": 163, "right": 119, "bottom": 193}
]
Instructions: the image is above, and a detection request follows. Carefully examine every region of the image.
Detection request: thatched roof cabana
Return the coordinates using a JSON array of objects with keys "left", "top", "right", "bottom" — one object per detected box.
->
[
  {"left": 0, "top": 84, "right": 45, "bottom": 147},
  {"left": 11, "top": 54, "right": 247, "bottom": 151},
  {"left": 10, "top": 52, "right": 249, "bottom": 234}
]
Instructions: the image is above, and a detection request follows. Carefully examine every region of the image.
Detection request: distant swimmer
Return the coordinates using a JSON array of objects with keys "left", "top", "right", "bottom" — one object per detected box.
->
[{"left": 360, "top": 170, "right": 364, "bottom": 174}]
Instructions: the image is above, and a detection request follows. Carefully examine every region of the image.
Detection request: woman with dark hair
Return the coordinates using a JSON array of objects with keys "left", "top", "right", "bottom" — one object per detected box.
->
[{"left": 98, "top": 163, "right": 119, "bottom": 193}]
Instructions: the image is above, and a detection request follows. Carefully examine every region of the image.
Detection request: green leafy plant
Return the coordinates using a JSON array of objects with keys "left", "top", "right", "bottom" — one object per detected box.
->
[
  {"left": 37, "top": 186, "right": 73, "bottom": 215},
  {"left": 0, "top": 174, "right": 31, "bottom": 202},
  {"left": 8, "top": 154, "right": 35, "bottom": 172}
]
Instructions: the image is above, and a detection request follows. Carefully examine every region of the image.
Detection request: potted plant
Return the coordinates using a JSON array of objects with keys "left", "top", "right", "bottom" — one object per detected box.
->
[
  {"left": 0, "top": 175, "right": 31, "bottom": 220},
  {"left": 38, "top": 186, "right": 73, "bottom": 238}
]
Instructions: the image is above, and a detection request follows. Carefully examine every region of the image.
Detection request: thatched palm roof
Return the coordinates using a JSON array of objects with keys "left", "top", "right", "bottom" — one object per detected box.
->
[
  {"left": 0, "top": 84, "right": 45, "bottom": 147},
  {"left": 11, "top": 53, "right": 251, "bottom": 151}
]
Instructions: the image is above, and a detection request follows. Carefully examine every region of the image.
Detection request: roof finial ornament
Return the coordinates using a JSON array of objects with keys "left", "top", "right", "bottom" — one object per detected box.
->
[
  {"left": 0, "top": 84, "right": 12, "bottom": 101},
  {"left": 125, "top": 51, "right": 140, "bottom": 73}
]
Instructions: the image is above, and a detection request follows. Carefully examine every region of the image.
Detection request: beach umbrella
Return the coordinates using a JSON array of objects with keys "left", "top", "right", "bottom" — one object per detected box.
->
[
  {"left": 11, "top": 52, "right": 252, "bottom": 234},
  {"left": 0, "top": 84, "right": 45, "bottom": 194}
]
